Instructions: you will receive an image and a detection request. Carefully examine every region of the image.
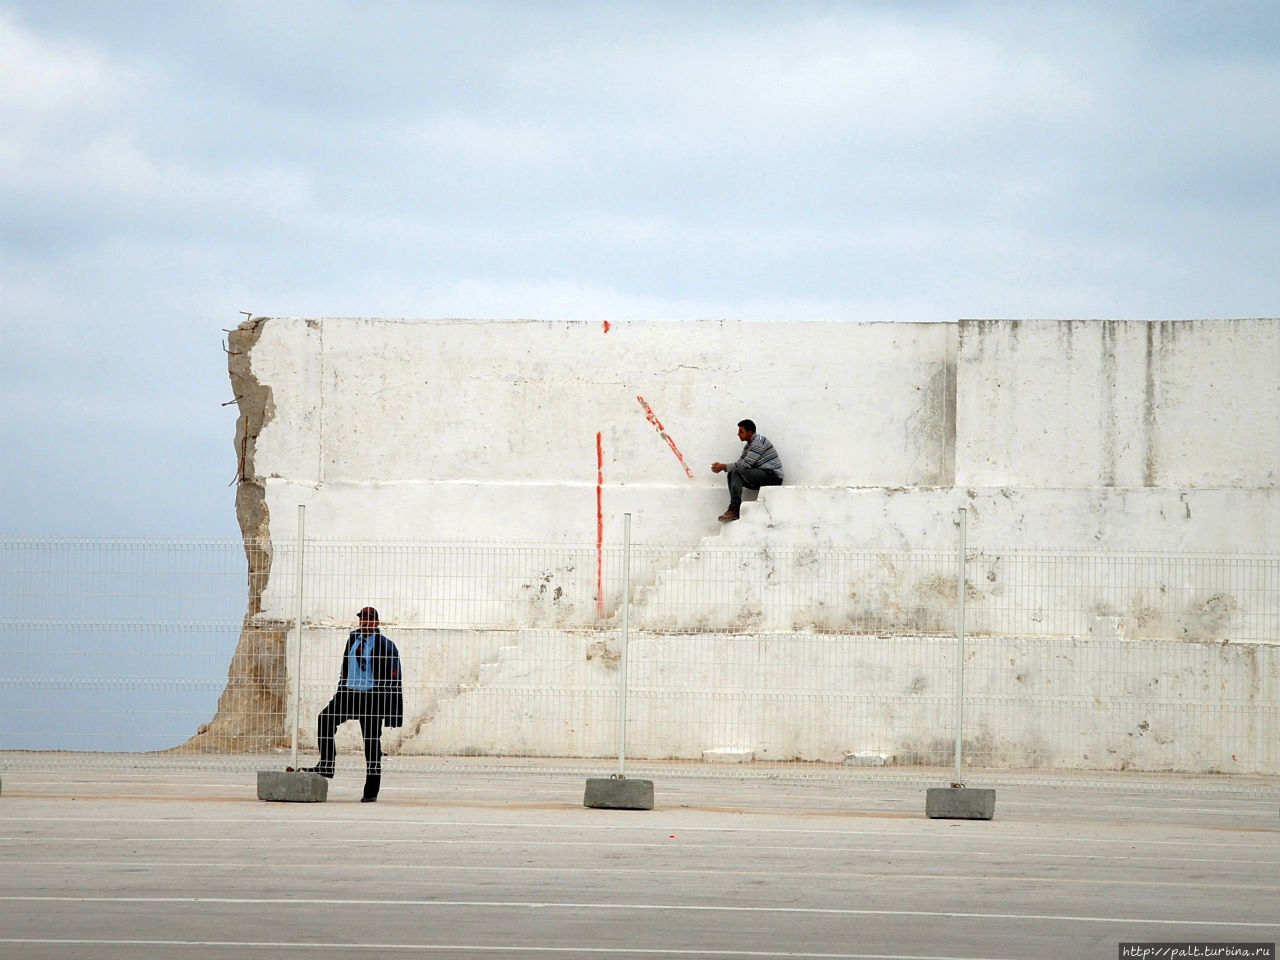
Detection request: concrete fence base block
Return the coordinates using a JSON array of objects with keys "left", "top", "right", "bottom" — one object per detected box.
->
[
  {"left": 584, "top": 777, "right": 654, "bottom": 810},
  {"left": 257, "top": 770, "right": 328, "bottom": 803},
  {"left": 926, "top": 786, "right": 995, "bottom": 820}
]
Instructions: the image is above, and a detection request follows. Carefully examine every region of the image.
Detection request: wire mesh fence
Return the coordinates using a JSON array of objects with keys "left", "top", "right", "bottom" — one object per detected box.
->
[
  {"left": 0, "top": 538, "right": 246, "bottom": 753},
  {"left": 1, "top": 532, "right": 1277, "bottom": 792}
]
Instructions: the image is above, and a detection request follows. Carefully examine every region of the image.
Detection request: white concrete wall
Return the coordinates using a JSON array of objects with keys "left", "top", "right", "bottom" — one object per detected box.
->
[
  {"left": 635, "top": 488, "right": 1280, "bottom": 638},
  {"left": 957, "top": 319, "right": 1280, "bottom": 488},
  {"left": 246, "top": 316, "right": 1280, "bottom": 552},
  {"left": 232, "top": 316, "right": 1280, "bottom": 773},
  {"left": 313, "top": 628, "right": 1274, "bottom": 775},
  {"left": 247, "top": 318, "right": 956, "bottom": 551}
]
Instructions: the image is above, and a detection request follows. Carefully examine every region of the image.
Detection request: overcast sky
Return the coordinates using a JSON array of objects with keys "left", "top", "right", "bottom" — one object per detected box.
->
[{"left": 2, "top": 1, "right": 1278, "bottom": 537}]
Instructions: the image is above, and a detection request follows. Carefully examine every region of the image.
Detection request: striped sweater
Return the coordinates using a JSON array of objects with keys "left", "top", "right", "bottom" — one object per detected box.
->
[{"left": 733, "top": 434, "right": 784, "bottom": 478}]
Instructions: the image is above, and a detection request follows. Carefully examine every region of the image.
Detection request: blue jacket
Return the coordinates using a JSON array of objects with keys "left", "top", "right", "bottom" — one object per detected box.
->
[{"left": 338, "top": 630, "right": 404, "bottom": 728}]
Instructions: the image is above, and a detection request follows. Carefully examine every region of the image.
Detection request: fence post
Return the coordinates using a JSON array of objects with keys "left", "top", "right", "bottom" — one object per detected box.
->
[
  {"left": 290, "top": 504, "right": 306, "bottom": 770},
  {"left": 259, "top": 503, "right": 326, "bottom": 800},
  {"left": 617, "top": 512, "right": 632, "bottom": 777},
  {"left": 953, "top": 506, "right": 967, "bottom": 784},
  {"left": 584, "top": 510, "right": 653, "bottom": 809},
  {"left": 926, "top": 505, "right": 995, "bottom": 819}
]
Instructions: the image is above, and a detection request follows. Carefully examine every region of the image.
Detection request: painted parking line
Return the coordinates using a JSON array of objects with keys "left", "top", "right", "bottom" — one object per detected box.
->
[
  {"left": 3, "top": 896, "right": 1279, "bottom": 928},
  {"left": 3, "top": 833, "right": 1277, "bottom": 863},
  {"left": 4, "top": 859, "right": 1279, "bottom": 891},
  {"left": 0, "top": 939, "right": 1009, "bottom": 959},
  {"left": 3, "top": 815, "right": 1277, "bottom": 849}
]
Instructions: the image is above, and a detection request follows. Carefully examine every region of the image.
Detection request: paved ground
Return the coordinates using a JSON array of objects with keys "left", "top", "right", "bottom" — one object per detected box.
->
[{"left": 1, "top": 764, "right": 1277, "bottom": 959}]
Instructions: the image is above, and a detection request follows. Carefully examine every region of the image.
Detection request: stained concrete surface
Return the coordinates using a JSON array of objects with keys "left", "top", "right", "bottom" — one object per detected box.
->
[{"left": 1, "top": 764, "right": 1277, "bottom": 959}]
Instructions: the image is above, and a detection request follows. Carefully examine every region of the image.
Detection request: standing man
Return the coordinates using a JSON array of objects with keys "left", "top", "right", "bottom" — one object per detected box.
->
[
  {"left": 302, "top": 606, "right": 403, "bottom": 802},
  {"left": 711, "top": 419, "right": 784, "bottom": 522}
]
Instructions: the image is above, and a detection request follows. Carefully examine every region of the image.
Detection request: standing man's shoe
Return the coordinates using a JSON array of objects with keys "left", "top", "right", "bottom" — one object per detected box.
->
[
  {"left": 299, "top": 765, "right": 334, "bottom": 779},
  {"left": 361, "top": 774, "right": 381, "bottom": 802},
  {"left": 718, "top": 506, "right": 739, "bottom": 522}
]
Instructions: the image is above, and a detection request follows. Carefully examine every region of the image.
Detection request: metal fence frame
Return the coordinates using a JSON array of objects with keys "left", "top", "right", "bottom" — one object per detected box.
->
[{"left": 2, "top": 521, "right": 1278, "bottom": 797}]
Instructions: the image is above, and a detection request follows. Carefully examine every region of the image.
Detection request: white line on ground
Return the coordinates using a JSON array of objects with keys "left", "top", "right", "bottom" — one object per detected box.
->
[
  {"left": 2, "top": 817, "right": 1276, "bottom": 850},
  {"left": 0, "top": 940, "right": 1008, "bottom": 959},
  {"left": 2, "top": 896, "right": 1278, "bottom": 928},
  {"left": 3, "top": 835, "right": 1277, "bottom": 861},
  {"left": 4, "top": 860, "right": 1277, "bottom": 890}
]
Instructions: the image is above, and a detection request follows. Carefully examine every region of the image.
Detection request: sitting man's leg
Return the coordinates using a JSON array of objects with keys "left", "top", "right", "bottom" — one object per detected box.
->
[{"left": 721, "top": 467, "right": 782, "bottom": 522}]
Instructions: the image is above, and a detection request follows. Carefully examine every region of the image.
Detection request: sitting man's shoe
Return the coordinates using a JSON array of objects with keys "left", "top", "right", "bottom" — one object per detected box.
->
[
  {"left": 718, "top": 506, "right": 740, "bottom": 523},
  {"left": 298, "top": 765, "right": 334, "bottom": 779}
]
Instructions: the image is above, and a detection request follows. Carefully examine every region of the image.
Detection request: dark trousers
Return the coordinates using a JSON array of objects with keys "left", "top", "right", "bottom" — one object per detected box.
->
[
  {"left": 316, "top": 690, "right": 384, "bottom": 775},
  {"left": 727, "top": 467, "right": 783, "bottom": 506}
]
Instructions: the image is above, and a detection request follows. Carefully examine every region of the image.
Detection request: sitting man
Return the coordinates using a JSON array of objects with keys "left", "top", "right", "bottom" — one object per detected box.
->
[{"left": 710, "top": 419, "right": 784, "bottom": 522}]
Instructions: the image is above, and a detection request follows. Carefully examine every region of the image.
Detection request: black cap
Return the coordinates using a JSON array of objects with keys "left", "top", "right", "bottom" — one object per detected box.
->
[{"left": 357, "top": 606, "right": 379, "bottom": 621}]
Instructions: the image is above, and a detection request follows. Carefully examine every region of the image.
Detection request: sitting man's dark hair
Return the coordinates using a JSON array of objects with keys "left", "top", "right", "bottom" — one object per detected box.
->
[{"left": 737, "top": 419, "right": 756, "bottom": 433}]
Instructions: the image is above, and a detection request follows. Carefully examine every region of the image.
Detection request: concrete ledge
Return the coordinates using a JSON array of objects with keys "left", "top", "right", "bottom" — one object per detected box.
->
[
  {"left": 926, "top": 786, "right": 995, "bottom": 820},
  {"left": 702, "top": 748, "right": 754, "bottom": 763},
  {"left": 584, "top": 777, "right": 654, "bottom": 810},
  {"left": 257, "top": 770, "right": 328, "bottom": 802},
  {"left": 844, "top": 751, "right": 892, "bottom": 767}
]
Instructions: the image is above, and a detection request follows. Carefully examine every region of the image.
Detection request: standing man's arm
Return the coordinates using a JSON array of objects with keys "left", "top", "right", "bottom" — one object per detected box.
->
[
  {"left": 376, "top": 636, "right": 405, "bottom": 728},
  {"left": 373, "top": 636, "right": 402, "bottom": 691},
  {"left": 337, "top": 633, "right": 355, "bottom": 689}
]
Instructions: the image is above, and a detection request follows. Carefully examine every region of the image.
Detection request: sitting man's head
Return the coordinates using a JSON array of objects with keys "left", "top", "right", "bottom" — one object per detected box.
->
[{"left": 737, "top": 419, "right": 756, "bottom": 441}]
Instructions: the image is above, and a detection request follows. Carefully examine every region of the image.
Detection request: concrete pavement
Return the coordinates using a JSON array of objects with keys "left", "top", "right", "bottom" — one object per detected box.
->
[{"left": 0, "top": 764, "right": 1277, "bottom": 959}]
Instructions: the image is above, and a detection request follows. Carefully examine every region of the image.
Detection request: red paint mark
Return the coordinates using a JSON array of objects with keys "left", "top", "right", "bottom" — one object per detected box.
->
[
  {"left": 602, "top": 320, "right": 611, "bottom": 333},
  {"left": 636, "top": 396, "right": 695, "bottom": 480},
  {"left": 596, "top": 430, "right": 604, "bottom": 619}
]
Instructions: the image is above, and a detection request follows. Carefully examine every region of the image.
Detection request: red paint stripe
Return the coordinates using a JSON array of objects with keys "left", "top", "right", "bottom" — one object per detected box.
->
[
  {"left": 602, "top": 320, "right": 611, "bottom": 333},
  {"left": 636, "top": 396, "right": 695, "bottom": 480},
  {"left": 596, "top": 431, "right": 604, "bottom": 618}
]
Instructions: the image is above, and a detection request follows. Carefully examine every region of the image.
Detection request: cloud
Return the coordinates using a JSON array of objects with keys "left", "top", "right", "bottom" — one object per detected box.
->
[
  {"left": 503, "top": 9, "right": 1093, "bottom": 159},
  {"left": 1, "top": 1, "right": 1279, "bottom": 535},
  {"left": 0, "top": 11, "right": 123, "bottom": 116},
  {"left": 0, "top": 11, "right": 149, "bottom": 197}
]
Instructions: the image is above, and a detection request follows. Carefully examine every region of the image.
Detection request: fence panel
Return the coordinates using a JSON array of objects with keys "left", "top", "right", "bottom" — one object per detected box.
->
[
  {"left": 957, "top": 549, "right": 1280, "bottom": 774},
  {"left": 1, "top": 536, "right": 1277, "bottom": 791},
  {"left": 0, "top": 538, "right": 248, "bottom": 753}
]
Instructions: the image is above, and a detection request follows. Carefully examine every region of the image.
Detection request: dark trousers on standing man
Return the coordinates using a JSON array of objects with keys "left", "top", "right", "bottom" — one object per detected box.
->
[{"left": 315, "top": 689, "right": 383, "bottom": 776}]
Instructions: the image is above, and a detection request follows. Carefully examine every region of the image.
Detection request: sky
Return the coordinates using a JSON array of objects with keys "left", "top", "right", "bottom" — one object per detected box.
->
[{"left": 2, "top": 0, "right": 1279, "bottom": 538}]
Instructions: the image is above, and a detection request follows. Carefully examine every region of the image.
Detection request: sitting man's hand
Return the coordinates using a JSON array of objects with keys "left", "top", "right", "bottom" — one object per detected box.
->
[{"left": 711, "top": 462, "right": 728, "bottom": 474}]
